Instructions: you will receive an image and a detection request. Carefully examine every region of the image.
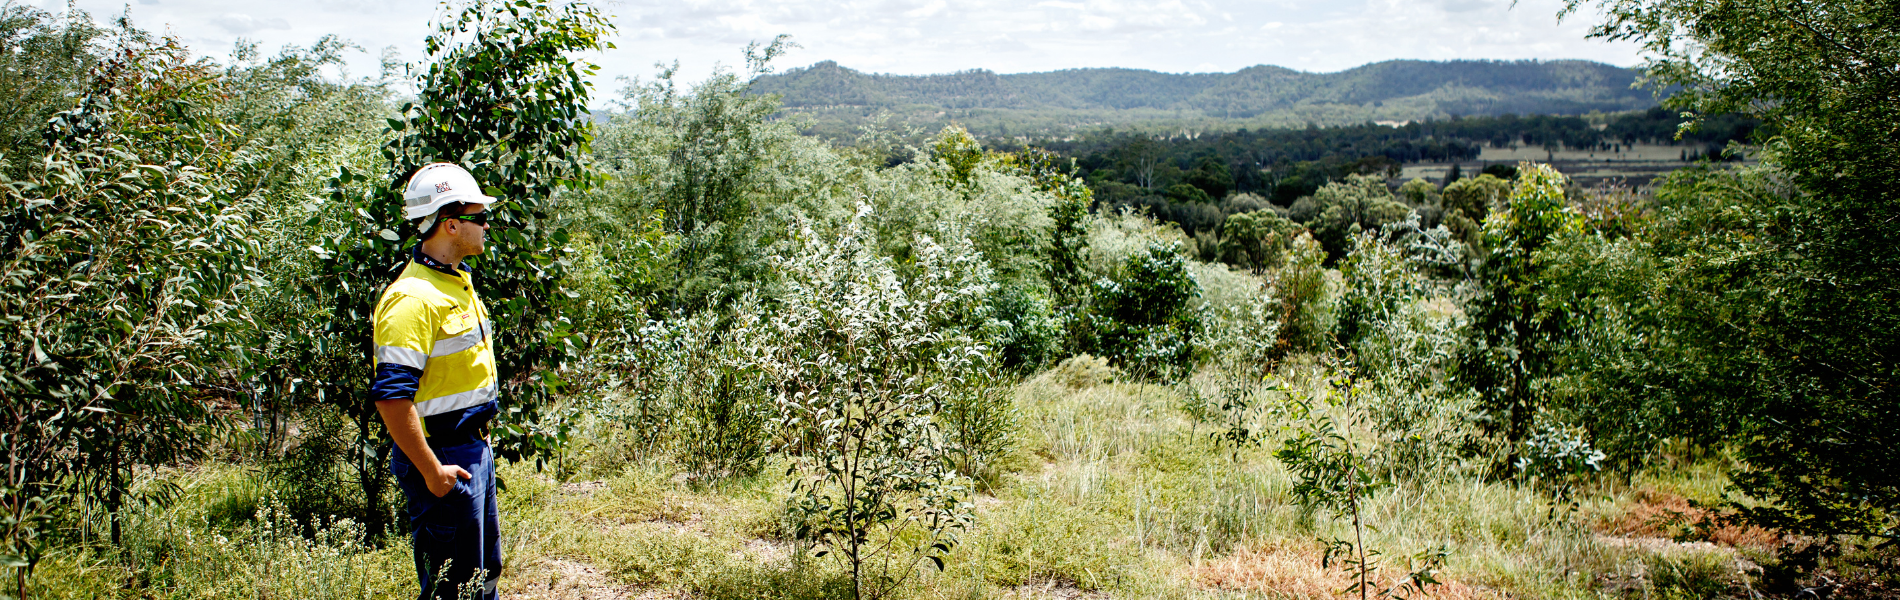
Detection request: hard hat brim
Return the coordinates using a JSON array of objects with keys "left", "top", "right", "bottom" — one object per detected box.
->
[{"left": 402, "top": 192, "right": 499, "bottom": 221}]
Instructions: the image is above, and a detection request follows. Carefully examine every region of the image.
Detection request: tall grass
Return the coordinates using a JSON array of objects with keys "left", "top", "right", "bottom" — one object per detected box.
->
[{"left": 22, "top": 360, "right": 1741, "bottom": 600}]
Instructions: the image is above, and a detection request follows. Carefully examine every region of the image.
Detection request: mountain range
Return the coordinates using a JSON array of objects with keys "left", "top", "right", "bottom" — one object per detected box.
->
[{"left": 748, "top": 59, "right": 1661, "bottom": 138}]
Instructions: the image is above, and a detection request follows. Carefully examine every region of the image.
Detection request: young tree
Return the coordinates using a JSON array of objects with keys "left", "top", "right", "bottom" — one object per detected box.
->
[
  {"left": 765, "top": 209, "right": 981, "bottom": 600},
  {"left": 302, "top": 0, "right": 613, "bottom": 534},
  {"left": 1457, "top": 163, "right": 1581, "bottom": 472},
  {"left": 1305, "top": 174, "right": 1413, "bottom": 261},
  {"left": 0, "top": 4, "right": 101, "bottom": 172}
]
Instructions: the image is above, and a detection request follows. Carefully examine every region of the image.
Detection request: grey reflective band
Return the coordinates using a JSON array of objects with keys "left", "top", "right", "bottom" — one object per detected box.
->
[
  {"left": 413, "top": 383, "right": 498, "bottom": 418},
  {"left": 429, "top": 321, "right": 493, "bottom": 358},
  {"left": 375, "top": 345, "right": 429, "bottom": 370}
]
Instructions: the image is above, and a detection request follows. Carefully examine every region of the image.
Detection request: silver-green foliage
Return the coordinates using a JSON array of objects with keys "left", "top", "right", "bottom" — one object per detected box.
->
[
  {"left": 759, "top": 207, "right": 986, "bottom": 600},
  {"left": 604, "top": 313, "right": 775, "bottom": 481},
  {"left": 602, "top": 36, "right": 832, "bottom": 310}
]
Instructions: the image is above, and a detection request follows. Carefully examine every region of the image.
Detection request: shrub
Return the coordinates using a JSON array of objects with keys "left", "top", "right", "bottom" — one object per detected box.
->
[
  {"left": 1457, "top": 163, "right": 1582, "bottom": 472},
  {"left": 1082, "top": 242, "right": 1202, "bottom": 378},
  {"left": 1192, "top": 262, "right": 1280, "bottom": 368},
  {"left": 1304, "top": 174, "right": 1414, "bottom": 261},
  {"left": 1272, "top": 232, "right": 1337, "bottom": 356}
]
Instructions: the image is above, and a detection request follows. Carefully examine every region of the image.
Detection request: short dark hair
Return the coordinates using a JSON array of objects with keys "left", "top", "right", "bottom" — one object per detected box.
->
[{"left": 419, "top": 202, "right": 470, "bottom": 240}]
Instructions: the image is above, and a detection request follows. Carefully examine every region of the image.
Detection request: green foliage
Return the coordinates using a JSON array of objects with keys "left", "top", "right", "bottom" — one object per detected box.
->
[
  {"left": 0, "top": 4, "right": 100, "bottom": 172},
  {"left": 321, "top": 0, "right": 612, "bottom": 456},
  {"left": 0, "top": 32, "right": 263, "bottom": 584},
  {"left": 1301, "top": 174, "right": 1415, "bottom": 261},
  {"left": 1337, "top": 230, "right": 1432, "bottom": 358},
  {"left": 1192, "top": 372, "right": 1275, "bottom": 461},
  {"left": 1272, "top": 232, "right": 1337, "bottom": 355},
  {"left": 1394, "top": 178, "right": 1438, "bottom": 207},
  {"left": 396, "top": 0, "right": 613, "bottom": 461},
  {"left": 608, "top": 314, "right": 774, "bottom": 481},
  {"left": 1191, "top": 262, "right": 1280, "bottom": 368},
  {"left": 1213, "top": 209, "right": 1304, "bottom": 274},
  {"left": 1275, "top": 358, "right": 1450, "bottom": 600},
  {"left": 289, "top": 0, "right": 613, "bottom": 537},
  {"left": 1438, "top": 174, "right": 1510, "bottom": 249},
  {"left": 938, "top": 366, "right": 1018, "bottom": 488},
  {"left": 1082, "top": 242, "right": 1202, "bottom": 378},
  {"left": 616, "top": 36, "right": 801, "bottom": 310},
  {"left": 1458, "top": 163, "right": 1583, "bottom": 470},
  {"left": 1514, "top": 423, "right": 1603, "bottom": 516},
  {"left": 264, "top": 407, "right": 370, "bottom": 535},
  {"left": 762, "top": 210, "right": 985, "bottom": 600},
  {"left": 928, "top": 124, "right": 984, "bottom": 192},
  {"left": 1566, "top": 0, "right": 1900, "bottom": 540},
  {"left": 996, "top": 146, "right": 1094, "bottom": 368}
]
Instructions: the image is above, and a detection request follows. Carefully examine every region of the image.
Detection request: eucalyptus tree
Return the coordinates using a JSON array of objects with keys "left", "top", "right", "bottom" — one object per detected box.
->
[
  {"left": 0, "top": 31, "right": 263, "bottom": 586},
  {"left": 302, "top": 0, "right": 613, "bottom": 534}
]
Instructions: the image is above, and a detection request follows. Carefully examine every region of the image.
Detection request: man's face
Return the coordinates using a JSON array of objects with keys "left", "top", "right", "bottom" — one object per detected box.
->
[{"left": 442, "top": 203, "right": 490, "bottom": 256}]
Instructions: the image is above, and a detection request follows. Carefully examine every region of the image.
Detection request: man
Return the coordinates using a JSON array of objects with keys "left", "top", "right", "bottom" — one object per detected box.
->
[{"left": 371, "top": 162, "right": 503, "bottom": 600}]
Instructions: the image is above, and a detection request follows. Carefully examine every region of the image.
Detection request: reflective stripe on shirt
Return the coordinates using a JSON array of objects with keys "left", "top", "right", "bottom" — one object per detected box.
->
[
  {"left": 376, "top": 345, "right": 430, "bottom": 370},
  {"left": 429, "top": 320, "right": 494, "bottom": 358},
  {"left": 414, "top": 382, "right": 499, "bottom": 418}
]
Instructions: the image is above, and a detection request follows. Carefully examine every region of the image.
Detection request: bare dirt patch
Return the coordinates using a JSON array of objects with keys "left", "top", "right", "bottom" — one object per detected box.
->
[
  {"left": 505, "top": 558, "right": 648, "bottom": 600},
  {"left": 995, "top": 577, "right": 1110, "bottom": 599},
  {"left": 562, "top": 480, "right": 611, "bottom": 496}
]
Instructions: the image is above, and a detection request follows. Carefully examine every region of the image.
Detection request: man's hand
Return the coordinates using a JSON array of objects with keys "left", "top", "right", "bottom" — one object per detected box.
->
[
  {"left": 377, "top": 399, "right": 469, "bottom": 499},
  {"left": 427, "top": 464, "right": 473, "bottom": 498}
]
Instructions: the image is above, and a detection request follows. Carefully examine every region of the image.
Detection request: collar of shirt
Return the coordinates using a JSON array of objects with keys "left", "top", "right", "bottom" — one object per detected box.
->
[{"left": 412, "top": 246, "right": 473, "bottom": 277}]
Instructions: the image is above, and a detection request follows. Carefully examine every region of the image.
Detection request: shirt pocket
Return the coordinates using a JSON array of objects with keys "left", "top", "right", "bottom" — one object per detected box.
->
[{"left": 441, "top": 310, "right": 477, "bottom": 337}]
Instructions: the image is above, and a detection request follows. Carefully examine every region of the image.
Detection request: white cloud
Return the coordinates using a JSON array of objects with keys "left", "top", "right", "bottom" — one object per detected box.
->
[
  {"left": 210, "top": 13, "right": 288, "bottom": 34},
  {"left": 904, "top": 0, "right": 947, "bottom": 18},
  {"left": 50, "top": 0, "right": 1644, "bottom": 106}
]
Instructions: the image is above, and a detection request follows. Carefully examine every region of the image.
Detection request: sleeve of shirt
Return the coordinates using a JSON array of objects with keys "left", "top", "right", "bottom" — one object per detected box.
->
[{"left": 370, "top": 292, "right": 437, "bottom": 402}]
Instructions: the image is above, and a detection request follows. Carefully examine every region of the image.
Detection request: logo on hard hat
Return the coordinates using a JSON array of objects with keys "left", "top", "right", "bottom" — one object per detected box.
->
[{"left": 435, "top": 181, "right": 453, "bottom": 194}]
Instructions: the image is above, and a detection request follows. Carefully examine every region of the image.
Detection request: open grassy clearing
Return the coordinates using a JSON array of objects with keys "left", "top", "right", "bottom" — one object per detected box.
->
[{"left": 25, "top": 365, "right": 1753, "bottom": 600}]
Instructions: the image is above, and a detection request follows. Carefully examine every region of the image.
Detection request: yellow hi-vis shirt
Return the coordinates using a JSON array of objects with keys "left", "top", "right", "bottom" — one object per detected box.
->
[{"left": 372, "top": 258, "right": 498, "bottom": 436}]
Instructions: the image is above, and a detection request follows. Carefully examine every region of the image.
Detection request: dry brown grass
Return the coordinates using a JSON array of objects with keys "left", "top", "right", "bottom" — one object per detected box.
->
[
  {"left": 1593, "top": 488, "right": 1779, "bottom": 550},
  {"left": 1188, "top": 542, "right": 1508, "bottom": 600}
]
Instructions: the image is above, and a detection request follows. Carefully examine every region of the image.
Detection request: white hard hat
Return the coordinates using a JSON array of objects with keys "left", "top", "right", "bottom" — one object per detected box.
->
[{"left": 402, "top": 163, "right": 497, "bottom": 221}]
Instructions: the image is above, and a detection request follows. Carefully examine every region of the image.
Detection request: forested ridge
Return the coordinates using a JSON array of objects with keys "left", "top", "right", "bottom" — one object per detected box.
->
[
  {"left": 0, "top": 0, "right": 1895, "bottom": 599},
  {"left": 751, "top": 58, "right": 1660, "bottom": 137}
]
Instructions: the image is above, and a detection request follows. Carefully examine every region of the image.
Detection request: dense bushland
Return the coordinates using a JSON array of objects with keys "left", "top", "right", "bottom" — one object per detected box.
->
[{"left": 0, "top": 0, "right": 1894, "bottom": 598}]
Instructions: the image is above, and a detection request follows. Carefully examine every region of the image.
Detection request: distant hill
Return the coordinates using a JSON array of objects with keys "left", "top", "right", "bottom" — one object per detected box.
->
[{"left": 749, "top": 59, "right": 1659, "bottom": 138}]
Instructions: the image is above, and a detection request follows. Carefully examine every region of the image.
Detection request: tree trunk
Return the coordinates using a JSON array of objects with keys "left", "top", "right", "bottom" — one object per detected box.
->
[
  {"left": 354, "top": 387, "right": 391, "bottom": 541},
  {"left": 108, "top": 438, "right": 123, "bottom": 546}
]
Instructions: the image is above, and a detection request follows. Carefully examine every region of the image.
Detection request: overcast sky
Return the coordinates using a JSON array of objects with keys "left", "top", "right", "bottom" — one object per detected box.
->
[{"left": 45, "top": 0, "right": 1645, "bottom": 95}]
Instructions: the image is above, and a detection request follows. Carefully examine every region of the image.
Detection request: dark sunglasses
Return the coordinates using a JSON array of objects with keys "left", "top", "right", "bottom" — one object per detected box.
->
[{"left": 445, "top": 212, "right": 491, "bottom": 227}]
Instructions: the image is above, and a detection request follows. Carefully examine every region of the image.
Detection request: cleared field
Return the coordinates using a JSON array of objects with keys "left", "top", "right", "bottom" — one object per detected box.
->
[{"left": 1399, "top": 143, "right": 1748, "bottom": 188}]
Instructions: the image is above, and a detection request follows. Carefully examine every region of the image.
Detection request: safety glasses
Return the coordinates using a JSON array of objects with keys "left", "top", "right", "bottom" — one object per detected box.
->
[{"left": 446, "top": 212, "right": 491, "bottom": 227}]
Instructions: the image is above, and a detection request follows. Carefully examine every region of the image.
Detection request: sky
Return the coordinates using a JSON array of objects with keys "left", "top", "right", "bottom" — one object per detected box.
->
[{"left": 43, "top": 0, "right": 1646, "bottom": 93}]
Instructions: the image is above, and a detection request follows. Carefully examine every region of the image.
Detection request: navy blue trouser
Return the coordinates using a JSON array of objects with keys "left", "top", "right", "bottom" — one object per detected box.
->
[{"left": 392, "top": 440, "right": 502, "bottom": 600}]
